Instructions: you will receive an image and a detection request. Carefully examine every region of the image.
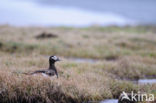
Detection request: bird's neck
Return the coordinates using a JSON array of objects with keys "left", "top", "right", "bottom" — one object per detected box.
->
[{"left": 49, "top": 61, "right": 55, "bottom": 69}]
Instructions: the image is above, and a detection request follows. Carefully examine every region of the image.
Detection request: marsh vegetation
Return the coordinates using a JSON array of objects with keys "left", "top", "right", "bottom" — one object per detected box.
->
[{"left": 0, "top": 25, "right": 156, "bottom": 103}]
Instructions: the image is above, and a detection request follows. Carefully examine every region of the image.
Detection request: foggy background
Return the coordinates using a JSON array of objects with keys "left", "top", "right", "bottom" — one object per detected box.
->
[{"left": 0, "top": 0, "right": 156, "bottom": 26}]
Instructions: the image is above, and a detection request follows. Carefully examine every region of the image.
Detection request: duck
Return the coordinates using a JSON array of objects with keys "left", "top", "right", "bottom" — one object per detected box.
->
[{"left": 25, "top": 56, "right": 60, "bottom": 78}]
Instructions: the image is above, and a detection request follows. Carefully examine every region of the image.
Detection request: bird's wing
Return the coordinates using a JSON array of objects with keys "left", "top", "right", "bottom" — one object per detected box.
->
[{"left": 23, "top": 70, "right": 47, "bottom": 75}]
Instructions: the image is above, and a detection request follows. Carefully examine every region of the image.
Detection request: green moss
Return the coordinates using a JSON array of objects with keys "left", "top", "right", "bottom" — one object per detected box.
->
[
  {"left": 81, "top": 26, "right": 155, "bottom": 33},
  {"left": 0, "top": 41, "right": 38, "bottom": 53},
  {"left": 62, "top": 63, "right": 78, "bottom": 68}
]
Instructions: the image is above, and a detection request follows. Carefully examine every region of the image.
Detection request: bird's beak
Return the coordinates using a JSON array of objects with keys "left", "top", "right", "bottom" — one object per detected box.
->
[{"left": 57, "top": 58, "right": 61, "bottom": 61}]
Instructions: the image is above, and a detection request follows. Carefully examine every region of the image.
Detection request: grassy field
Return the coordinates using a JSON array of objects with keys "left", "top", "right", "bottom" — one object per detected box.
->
[{"left": 0, "top": 25, "right": 156, "bottom": 103}]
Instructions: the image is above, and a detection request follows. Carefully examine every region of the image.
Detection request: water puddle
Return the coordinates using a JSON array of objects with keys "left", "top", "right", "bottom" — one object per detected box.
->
[
  {"left": 138, "top": 79, "right": 156, "bottom": 84},
  {"left": 43, "top": 56, "right": 99, "bottom": 63},
  {"left": 67, "top": 56, "right": 118, "bottom": 63},
  {"left": 44, "top": 55, "right": 117, "bottom": 63},
  {"left": 68, "top": 58, "right": 98, "bottom": 63},
  {"left": 100, "top": 99, "right": 118, "bottom": 103}
]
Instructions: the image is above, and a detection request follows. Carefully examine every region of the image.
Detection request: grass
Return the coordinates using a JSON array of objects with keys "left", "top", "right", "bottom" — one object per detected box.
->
[{"left": 0, "top": 25, "right": 156, "bottom": 103}]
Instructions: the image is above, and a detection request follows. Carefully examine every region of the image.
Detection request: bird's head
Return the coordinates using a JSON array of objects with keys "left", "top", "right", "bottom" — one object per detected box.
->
[{"left": 49, "top": 55, "right": 60, "bottom": 64}]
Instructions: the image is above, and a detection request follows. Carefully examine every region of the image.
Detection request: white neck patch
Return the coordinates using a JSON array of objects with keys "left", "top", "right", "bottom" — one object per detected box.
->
[{"left": 51, "top": 56, "right": 57, "bottom": 60}]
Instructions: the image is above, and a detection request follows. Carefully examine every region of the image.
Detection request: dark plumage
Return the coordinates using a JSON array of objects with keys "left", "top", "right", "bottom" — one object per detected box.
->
[{"left": 25, "top": 56, "right": 60, "bottom": 78}]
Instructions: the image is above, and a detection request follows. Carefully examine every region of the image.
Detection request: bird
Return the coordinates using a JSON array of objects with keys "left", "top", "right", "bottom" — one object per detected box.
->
[{"left": 24, "top": 55, "right": 60, "bottom": 78}]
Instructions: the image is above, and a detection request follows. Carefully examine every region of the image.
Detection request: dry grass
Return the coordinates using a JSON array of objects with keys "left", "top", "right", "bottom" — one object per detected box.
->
[{"left": 0, "top": 25, "right": 156, "bottom": 103}]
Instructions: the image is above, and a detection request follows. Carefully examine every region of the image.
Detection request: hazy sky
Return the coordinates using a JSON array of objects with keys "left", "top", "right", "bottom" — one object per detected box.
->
[{"left": 0, "top": 0, "right": 156, "bottom": 26}]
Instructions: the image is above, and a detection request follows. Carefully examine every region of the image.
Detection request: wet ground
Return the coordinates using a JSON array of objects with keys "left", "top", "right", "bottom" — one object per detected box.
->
[{"left": 101, "top": 99, "right": 118, "bottom": 103}]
